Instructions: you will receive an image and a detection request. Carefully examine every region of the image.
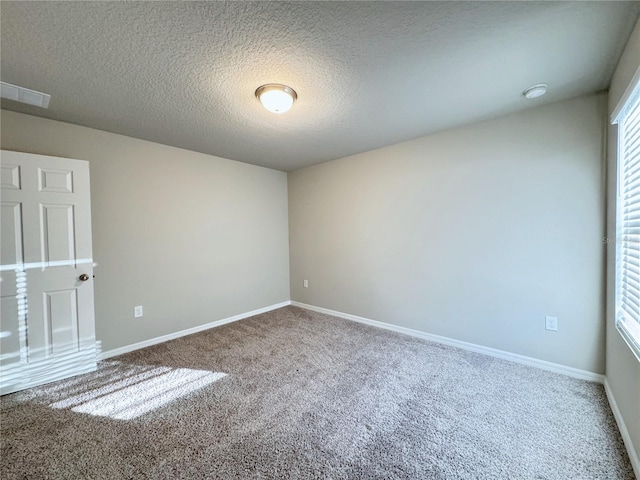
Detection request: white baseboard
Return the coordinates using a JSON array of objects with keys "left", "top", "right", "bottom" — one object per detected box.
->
[
  {"left": 604, "top": 378, "right": 640, "bottom": 478},
  {"left": 291, "top": 301, "right": 605, "bottom": 384},
  {"left": 99, "top": 301, "right": 291, "bottom": 360}
]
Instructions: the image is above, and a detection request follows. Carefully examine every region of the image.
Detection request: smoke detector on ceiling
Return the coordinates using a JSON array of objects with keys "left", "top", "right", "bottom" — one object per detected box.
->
[
  {"left": 1, "top": 81, "right": 51, "bottom": 108},
  {"left": 523, "top": 84, "right": 548, "bottom": 99}
]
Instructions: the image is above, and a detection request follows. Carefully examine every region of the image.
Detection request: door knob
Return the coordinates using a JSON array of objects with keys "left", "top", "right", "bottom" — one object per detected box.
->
[{"left": 79, "top": 274, "right": 90, "bottom": 282}]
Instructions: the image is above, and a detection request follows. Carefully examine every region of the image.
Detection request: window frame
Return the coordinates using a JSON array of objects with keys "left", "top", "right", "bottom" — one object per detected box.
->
[{"left": 613, "top": 68, "right": 640, "bottom": 363}]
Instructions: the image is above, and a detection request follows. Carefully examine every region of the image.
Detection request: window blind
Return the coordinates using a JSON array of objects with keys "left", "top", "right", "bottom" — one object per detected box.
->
[{"left": 618, "top": 89, "right": 640, "bottom": 360}]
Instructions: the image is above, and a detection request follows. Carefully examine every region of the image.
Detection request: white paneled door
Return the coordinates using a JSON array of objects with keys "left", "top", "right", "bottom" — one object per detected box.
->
[{"left": 1, "top": 150, "right": 97, "bottom": 395}]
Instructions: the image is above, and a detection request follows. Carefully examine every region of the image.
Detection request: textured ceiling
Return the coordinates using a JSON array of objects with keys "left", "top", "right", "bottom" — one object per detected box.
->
[{"left": 1, "top": 1, "right": 639, "bottom": 171}]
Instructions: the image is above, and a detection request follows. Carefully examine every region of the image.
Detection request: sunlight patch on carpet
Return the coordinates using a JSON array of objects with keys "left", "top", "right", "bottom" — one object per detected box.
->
[{"left": 49, "top": 364, "right": 226, "bottom": 420}]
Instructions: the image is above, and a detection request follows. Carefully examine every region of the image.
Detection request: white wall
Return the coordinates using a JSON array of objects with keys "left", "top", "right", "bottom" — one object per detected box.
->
[
  {"left": 289, "top": 93, "right": 606, "bottom": 374},
  {"left": 606, "top": 17, "right": 640, "bottom": 469},
  {"left": 0, "top": 110, "right": 290, "bottom": 352}
]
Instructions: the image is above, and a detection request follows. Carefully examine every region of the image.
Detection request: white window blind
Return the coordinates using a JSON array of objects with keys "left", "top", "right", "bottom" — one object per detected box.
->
[{"left": 616, "top": 81, "right": 640, "bottom": 362}]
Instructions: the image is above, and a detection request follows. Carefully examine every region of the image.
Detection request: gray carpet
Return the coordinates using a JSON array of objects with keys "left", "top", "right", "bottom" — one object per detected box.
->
[{"left": 0, "top": 306, "right": 634, "bottom": 479}]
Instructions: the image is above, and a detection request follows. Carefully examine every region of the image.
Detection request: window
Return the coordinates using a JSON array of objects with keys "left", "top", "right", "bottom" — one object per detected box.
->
[{"left": 614, "top": 75, "right": 640, "bottom": 362}]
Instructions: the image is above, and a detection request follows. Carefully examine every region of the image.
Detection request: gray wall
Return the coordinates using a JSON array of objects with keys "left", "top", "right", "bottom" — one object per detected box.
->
[
  {"left": 1, "top": 110, "right": 290, "bottom": 352},
  {"left": 289, "top": 94, "right": 606, "bottom": 374},
  {"left": 606, "top": 17, "right": 640, "bottom": 467}
]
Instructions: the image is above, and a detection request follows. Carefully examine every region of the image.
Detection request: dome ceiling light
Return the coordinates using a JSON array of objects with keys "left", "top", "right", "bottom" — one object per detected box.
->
[
  {"left": 523, "top": 83, "right": 548, "bottom": 99},
  {"left": 255, "top": 84, "right": 297, "bottom": 114}
]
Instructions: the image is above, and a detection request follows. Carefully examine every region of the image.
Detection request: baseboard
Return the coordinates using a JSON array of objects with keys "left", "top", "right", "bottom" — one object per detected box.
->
[
  {"left": 604, "top": 378, "right": 640, "bottom": 478},
  {"left": 99, "top": 301, "right": 291, "bottom": 360},
  {"left": 291, "top": 301, "right": 605, "bottom": 384},
  {"left": 100, "top": 298, "right": 603, "bottom": 381}
]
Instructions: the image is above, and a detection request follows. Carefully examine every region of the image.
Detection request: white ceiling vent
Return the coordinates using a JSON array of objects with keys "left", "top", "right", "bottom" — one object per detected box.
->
[{"left": 1, "top": 81, "right": 50, "bottom": 108}]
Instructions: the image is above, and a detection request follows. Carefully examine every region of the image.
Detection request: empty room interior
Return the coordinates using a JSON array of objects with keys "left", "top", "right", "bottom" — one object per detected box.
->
[{"left": 2, "top": 1, "right": 640, "bottom": 479}]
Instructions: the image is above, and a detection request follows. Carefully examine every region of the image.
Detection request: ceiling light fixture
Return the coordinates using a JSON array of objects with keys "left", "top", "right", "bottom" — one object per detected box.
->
[
  {"left": 523, "top": 84, "right": 548, "bottom": 99},
  {"left": 255, "top": 84, "right": 297, "bottom": 114}
]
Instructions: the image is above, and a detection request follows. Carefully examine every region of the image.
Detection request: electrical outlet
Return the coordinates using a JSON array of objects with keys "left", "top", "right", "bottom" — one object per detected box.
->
[
  {"left": 134, "top": 306, "right": 143, "bottom": 318},
  {"left": 303, "top": 279, "right": 309, "bottom": 288},
  {"left": 545, "top": 315, "right": 558, "bottom": 331}
]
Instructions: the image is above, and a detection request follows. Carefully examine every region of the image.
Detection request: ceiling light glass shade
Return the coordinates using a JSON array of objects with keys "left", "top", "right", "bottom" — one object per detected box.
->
[{"left": 255, "top": 84, "right": 297, "bottom": 113}]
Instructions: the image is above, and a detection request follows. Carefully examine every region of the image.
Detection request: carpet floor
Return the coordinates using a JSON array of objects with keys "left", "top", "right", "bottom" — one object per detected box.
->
[{"left": 0, "top": 306, "right": 634, "bottom": 479}]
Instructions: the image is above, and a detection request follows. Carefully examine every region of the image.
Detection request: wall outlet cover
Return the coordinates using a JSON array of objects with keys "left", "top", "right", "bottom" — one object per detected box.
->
[
  {"left": 545, "top": 315, "right": 558, "bottom": 331},
  {"left": 134, "top": 306, "right": 143, "bottom": 318}
]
